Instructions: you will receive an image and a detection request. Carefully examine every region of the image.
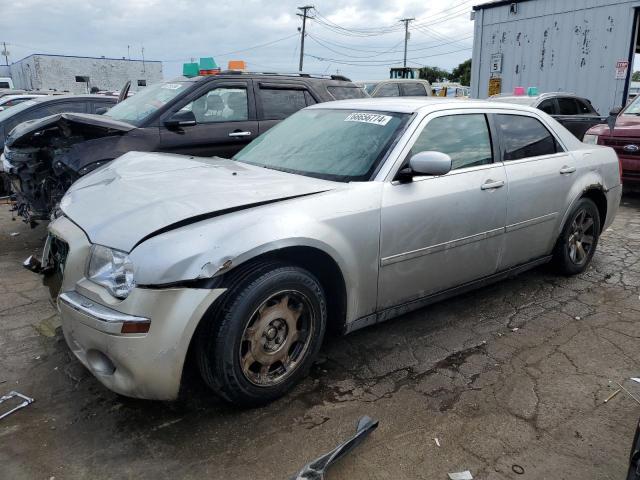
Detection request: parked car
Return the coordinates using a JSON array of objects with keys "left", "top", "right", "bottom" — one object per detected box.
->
[
  {"left": 0, "top": 77, "right": 15, "bottom": 89},
  {"left": 357, "top": 79, "right": 432, "bottom": 97},
  {"left": 432, "top": 82, "right": 470, "bottom": 98},
  {"left": 0, "top": 94, "right": 116, "bottom": 197},
  {"left": 42, "top": 98, "right": 621, "bottom": 405},
  {"left": 488, "top": 92, "right": 606, "bottom": 140},
  {"left": 0, "top": 94, "right": 48, "bottom": 111},
  {"left": 2, "top": 72, "right": 366, "bottom": 224},
  {"left": 584, "top": 94, "right": 640, "bottom": 187}
]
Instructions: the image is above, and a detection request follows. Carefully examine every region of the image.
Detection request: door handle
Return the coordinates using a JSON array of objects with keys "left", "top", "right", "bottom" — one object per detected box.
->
[
  {"left": 481, "top": 179, "right": 505, "bottom": 190},
  {"left": 559, "top": 165, "right": 576, "bottom": 174},
  {"left": 228, "top": 131, "right": 252, "bottom": 138}
]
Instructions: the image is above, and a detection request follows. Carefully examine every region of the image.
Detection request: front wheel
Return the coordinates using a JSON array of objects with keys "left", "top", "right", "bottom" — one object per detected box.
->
[
  {"left": 196, "top": 261, "right": 327, "bottom": 407},
  {"left": 553, "top": 198, "right": 601, "bottom": 275}
]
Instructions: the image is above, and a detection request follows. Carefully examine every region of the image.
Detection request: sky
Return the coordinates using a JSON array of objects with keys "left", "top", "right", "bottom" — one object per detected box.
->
[{"left": 1, "top": 0, "right": 476, "bottom": 81}]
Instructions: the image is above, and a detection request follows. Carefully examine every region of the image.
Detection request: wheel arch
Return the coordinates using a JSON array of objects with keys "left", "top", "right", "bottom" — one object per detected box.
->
[
  {"left": 559, "top": 184, "right": 608, "bottom": 236},
  {"left": 180, "top": 245, "right": 349, "bottom": 395}
]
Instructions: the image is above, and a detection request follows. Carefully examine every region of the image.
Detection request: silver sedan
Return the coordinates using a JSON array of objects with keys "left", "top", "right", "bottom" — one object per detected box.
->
[{"left": 48, "top": 98, "right": 621, "bottom": 405}]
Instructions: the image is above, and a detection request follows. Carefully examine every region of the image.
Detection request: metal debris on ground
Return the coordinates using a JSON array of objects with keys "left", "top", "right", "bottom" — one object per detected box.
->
[
  {"left": 631, "top": 378, "right": 640, "bottom": 384},
  {"left": 434, "top": 437, "right": 441, "bottom": 447},
  {"left": 290, "top": 415, "right": 378, "bottom": 480},
  {"left": 604, "top": 389, "right": 621, "bottom": 403},
  {"left": 448, "top": 471, "right": 473, "bottom": 480},
  {"left": 9, "top": 232, "right": 19, "bottom": 237},
  {"left": 0, "top": 391, "right": 35, "bottom": 420},
  {"left": 615, "top": 382, "right": 640, "bottom": 406},
  {"left": 512, "top": 464, "right": 525, "bottom": 475}
]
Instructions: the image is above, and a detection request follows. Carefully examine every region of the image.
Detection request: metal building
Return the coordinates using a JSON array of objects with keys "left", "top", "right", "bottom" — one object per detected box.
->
[
  {"left": 470, "top": 0, "right": 640, "bottom": 114},
  {"left": 9, "top": 54, "right": 163, "bottom": 94}
]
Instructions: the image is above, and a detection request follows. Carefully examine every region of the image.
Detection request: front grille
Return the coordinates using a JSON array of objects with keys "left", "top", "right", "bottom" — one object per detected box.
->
[
  {"left": 601, "top": 137, "right": 640, "bottom": 155},
  {"left": 50, "top": 236, "right": 69, "bottom": 272}
]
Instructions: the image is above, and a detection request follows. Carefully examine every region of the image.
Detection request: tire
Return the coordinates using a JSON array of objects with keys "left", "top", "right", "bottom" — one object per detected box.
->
[
  {"left": 553, "top": 197, "right": 601, "bottom": 275},
  {"left": 196, "top": 261, "right": 327, "bottom": 407}
]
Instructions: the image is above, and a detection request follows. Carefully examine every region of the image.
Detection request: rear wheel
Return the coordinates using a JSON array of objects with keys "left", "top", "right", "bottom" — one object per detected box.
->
[
  {"left": 553, "top": 198, "right": 600, "bottom": 275},
  {"left": 196, "top": 261, "right": 327, "bottom": 406}
]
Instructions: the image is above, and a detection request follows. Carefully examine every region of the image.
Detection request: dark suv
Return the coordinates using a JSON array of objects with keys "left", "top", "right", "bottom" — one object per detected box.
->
[{"left": 2, "top": 72, "right": 366, "bottom": 223}]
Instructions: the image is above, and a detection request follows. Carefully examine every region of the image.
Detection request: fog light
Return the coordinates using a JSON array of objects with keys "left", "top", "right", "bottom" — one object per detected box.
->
[{"left": 86, "top": 349, "right": 116, "bottom": 375}]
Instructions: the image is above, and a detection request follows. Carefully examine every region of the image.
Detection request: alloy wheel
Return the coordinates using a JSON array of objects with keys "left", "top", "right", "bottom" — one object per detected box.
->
[
  {"left": 567, "top": 208, "right": 595, "bottom": 266},
  {"left": 239, "top": 290, "right": 315, "bottom": 387}
]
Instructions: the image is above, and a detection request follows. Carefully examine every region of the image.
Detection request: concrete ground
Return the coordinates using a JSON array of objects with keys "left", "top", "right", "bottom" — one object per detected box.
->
[{"left": 1, "top": 194, "right": 639, "bottom": 480}]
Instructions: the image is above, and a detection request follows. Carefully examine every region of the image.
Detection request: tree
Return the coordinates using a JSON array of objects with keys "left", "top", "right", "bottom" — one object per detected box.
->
[
  {"left": 632, "top": 71, "right": 640, "bottom": 81},
  {"left": 451, "top": 59, "right": 472, "bottom": 86},
  {"left": 418, "top": 66, "right": 451, "bottom": 84}
]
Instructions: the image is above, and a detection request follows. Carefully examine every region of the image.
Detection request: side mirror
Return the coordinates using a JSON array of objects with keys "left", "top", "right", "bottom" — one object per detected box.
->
[
  {"left": 164, "top": 110, "right": 197, "bottom": 129},
  {"left": 408, "top": 151, "right": 452, "bottom": 177},
  {"left": 607, "top": 106, "right": 622, "bottom": 133},
  {"left": 95, "top": 107, "right": 108, "bottom": 115}
]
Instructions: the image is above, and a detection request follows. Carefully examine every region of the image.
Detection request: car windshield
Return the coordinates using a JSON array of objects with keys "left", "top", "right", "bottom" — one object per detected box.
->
[
  {"left": 105, "top": 81, "right": 189, "bottom": 126},
  {"left": 0, "top": 100, "right": 37, "bottom": 122},
  {"left": 622, "top": 95, "right": 640, "bottom": 115},
  {"left": 234, "top": 108, "right": 408, "bottom": 182}
]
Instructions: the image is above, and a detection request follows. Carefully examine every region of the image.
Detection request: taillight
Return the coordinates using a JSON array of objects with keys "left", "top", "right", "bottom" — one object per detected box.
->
[{"left": 619, "top": 157, "right": 623, "bottom": 184}]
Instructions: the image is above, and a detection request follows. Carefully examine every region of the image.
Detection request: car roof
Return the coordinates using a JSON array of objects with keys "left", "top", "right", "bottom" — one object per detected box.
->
[
  {"left": 171, "top": 72, "right": 356, "bottom": 85},
  {"left": 306, "top": 97, "right": 541, "bottom": 114},
  {"left": 30, "top": 94, "right": 116, "bottom": 103},
  {"left": 491, "top": 92, "right": 583, "bottom": 102},
  {"left": 0, "top": 94, "right": 42, "bottom": 100},
  {"left": 357, "top": 79, "right": 430, "bottom": 84}
]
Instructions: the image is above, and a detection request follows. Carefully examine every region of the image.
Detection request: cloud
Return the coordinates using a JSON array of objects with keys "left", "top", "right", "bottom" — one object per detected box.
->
[{"left": 3, "top": 0, "right": 475, "bottom": 81}]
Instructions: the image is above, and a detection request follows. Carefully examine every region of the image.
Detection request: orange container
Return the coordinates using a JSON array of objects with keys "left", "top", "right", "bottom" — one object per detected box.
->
[{"left": 228, "top": 60, "right": 246, "bottom": 71}]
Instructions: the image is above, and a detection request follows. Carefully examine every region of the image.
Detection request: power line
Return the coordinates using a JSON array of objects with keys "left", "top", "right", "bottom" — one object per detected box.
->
[{"left": 305, "top": 46, "right": 472, "bottom": 67}]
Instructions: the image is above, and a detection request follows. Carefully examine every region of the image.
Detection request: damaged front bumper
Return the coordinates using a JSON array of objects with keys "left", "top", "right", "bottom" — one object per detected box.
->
[
  {"left": 49, "top": 215, "right": 227, "bottom": 400},
  {"left": 58, "top": 285, "right": 225, "bottom": 400}
]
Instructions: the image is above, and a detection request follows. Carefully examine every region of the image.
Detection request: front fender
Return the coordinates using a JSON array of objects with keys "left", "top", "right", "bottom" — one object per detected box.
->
[{"left": 130, "top": 183, "right": 383, "bottom": 322}]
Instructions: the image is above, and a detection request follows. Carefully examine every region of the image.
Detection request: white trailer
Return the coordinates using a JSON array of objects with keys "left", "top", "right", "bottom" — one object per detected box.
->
[{"left": 471, "top": 0, "right": 640, "bottom": 114}]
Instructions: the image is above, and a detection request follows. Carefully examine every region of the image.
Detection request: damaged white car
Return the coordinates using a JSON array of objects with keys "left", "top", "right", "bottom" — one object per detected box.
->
[{"left": 45, "top": 98, "right": 621, "bottom": 405}]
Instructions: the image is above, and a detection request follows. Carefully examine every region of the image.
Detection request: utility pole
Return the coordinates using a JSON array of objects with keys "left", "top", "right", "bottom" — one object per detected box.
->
[
  {"left": 1, "top": 42, "right": 9, "bottom": 66},
  {"left": 297, "top": 5, "right": 313, "bottom": 72},
  {"left": 400, "top": 18, "right": 414, "bottom": 68}
]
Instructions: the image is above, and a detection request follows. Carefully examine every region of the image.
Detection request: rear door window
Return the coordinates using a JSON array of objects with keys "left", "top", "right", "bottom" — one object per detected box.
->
[
  {"left": 575, "top": 98, "right": 596, "bottom": 114},
  {"left": 400, "top": 83, "right": 427, "bottom": 96},
  {"left": 537, "top": 99, "right": 557, "bottom": 115},
  {"left": 411, "top": 114, "right": 493, "bottom": 170},
  {"left": 496, "top": 114, "right": 559, "bottom": 161},
  {"left": 327, "top": 86, "right": 367, "bottom": 100},
  {"left": 46, "top": 101, "right": 88, "bottom": 115},
  {"left": 259, "top": 88, "right": 309, "bottom": 120},
  {"left": 557, "top": 97, "right": 579, "bottom": 115},
  {"left": 375, "top": 83, "right": 400, "bottom": 97}
]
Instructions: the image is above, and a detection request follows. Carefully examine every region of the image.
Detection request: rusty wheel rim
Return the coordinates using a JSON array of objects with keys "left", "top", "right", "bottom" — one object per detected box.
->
[{"left": 239, "top": 290, "right": 315, "bottom": 387}]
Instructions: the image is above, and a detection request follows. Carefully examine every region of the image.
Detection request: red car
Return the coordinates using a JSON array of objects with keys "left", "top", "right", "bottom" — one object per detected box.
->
[{"left": 584, "top": 99, "right": 640, "bottom": 186}]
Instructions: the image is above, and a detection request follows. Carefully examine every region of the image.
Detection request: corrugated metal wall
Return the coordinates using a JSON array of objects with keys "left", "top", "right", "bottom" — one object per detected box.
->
[{"left": 471, "top": 0, "right": 640, "bottom": 114}]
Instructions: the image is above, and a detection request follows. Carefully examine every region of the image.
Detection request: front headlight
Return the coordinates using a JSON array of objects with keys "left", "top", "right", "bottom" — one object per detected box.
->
[
  {"left": 583, "top": 134, "right": 599, "bottom": 145},
  {"left": 87, "top": 245, "right": 135, "bottom": 299}
]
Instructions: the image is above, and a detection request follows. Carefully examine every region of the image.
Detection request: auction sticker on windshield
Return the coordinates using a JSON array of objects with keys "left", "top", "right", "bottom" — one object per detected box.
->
[
  {"left": 344, "top": 112, "right": 392, "bottom": 126},
  {"left": 162, "top": 84, "right": 183, "bottom": 90}
]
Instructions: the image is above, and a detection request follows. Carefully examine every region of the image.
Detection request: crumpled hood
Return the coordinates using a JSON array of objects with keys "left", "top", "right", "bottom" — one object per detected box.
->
[
  {"left": 5, "top": 112, "right": 134, "bottom": 147},
  {"left": 61, "top": 151, "right": 337, "bottom": 252}
]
